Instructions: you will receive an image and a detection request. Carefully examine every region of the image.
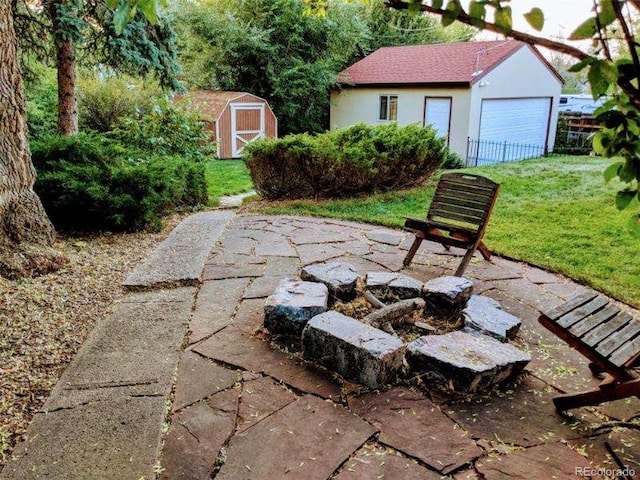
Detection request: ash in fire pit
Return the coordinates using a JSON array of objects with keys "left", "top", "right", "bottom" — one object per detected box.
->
[{"left": 263, "top": 261, "right": 531, "bottom": 393}]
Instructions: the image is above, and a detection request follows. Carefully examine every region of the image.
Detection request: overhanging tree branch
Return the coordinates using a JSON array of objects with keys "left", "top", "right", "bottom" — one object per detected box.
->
[{"left": 385, "top": 0, "right": 591, "bottom": 61}]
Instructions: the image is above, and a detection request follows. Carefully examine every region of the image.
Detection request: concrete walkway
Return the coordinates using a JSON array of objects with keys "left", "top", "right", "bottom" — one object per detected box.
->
[{"left": 3, "top": 213, "right": 639, "bottom": 479}]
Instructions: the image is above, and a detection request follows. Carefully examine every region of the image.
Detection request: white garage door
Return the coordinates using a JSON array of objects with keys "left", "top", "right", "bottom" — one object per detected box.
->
[{"left": 475, "top": 97, "right": 551, "bottom": 164}]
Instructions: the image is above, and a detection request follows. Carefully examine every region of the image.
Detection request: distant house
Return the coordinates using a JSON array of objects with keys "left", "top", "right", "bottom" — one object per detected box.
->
[
  {"left": 331, "top": 40, "right": 563, "bottom": 165},
  {"left": 179, "top": 90, "right": 277, "bottom": 159}
]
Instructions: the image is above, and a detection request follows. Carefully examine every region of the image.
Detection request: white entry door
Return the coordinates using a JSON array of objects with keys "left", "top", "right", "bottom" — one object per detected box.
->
[
  {"left": 424, "top": 97, "right": 452, "bottom": 143},
  {"left": 231, "top": 103, "right": 266, "bottom": 158}
]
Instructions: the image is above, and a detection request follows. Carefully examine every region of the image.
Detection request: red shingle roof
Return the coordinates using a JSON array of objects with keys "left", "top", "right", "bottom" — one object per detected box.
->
[{"left": 337, "top": 40, "right": 529, "bottom": 86}]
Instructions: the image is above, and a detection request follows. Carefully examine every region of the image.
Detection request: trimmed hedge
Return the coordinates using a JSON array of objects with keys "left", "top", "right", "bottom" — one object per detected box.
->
[
  {"left": 244, "top": 123, "right": 449, "bottom": 199},
  {"left": 32, "top": 133, "right": 207, "bottom": 232}
]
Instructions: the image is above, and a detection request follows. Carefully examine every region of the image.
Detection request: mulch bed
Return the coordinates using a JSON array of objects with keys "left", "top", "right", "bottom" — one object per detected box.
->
[{"left": 0, "top": 214, "right": 186, "bottom": 470}]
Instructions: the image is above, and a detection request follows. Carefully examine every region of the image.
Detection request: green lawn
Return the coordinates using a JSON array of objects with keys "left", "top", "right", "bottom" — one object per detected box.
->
[
  {"left": 205, "top": 159, "right": 254, "bottom": 206},
  {"left": 245, "top": 156, "right": 639, "bottom": 307}
]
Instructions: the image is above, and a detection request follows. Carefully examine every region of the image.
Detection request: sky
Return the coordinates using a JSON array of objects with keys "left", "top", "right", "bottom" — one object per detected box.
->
[{"left": 473, "top": 0, "right": 594, "bottom": 41}]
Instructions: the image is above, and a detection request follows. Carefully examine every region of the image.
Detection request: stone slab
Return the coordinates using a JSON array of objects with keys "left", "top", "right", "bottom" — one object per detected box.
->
[
  {"left": 301, "top": 261, "right": 360, "bottom": 301},
  {"left": 365, "top": 272, "right": 423, "bottom": 301},
  {"left": 463, "top": 295, "right": 521, "bottom": 341},
  {"left": 172, "top": 352, "right": 239, "bottom": 412},
  {"left": 363, "top": 252, "right": 405, "bottom": 272},
  {"left": 219, "top": 235, "right": 256, "bottom": 255},
  {"left": 265, "top": 257, "right": 300, "bottom": 277},
  {"left": 190, "top": 278, "right": 250, "bottom": 344},
  {"left": 1, "top": 396, "right": 165, "bottom": 480},
  {"left": 123, "top": 211, "right": 233, "bottom": 288},
  {"left": 243, "top": 275, "right": 287, "bottom": 299},
  {"left": 296, "top": 243, "right": 344, "bottom": 266},
  {"left": 365, "top": 229, "right": 404, "bottom": 246},
  {"left": 302, "top": 312, "right": 405, "bottom": 389},
  {"left": 255, "top": 241, "right": 298, "bottom": 257},
  {"left": 348, "top": 387, "right": 481, "bottom": 474},
  {"left": 201, "top": 263, "right": 264, "bottom": 281},
  {"left": 237, "top": 376, "right": 298, "bottom": 433},
  {"left": 476, "top": 443, "right": 599, "bottom": 480},
  {"left": 290, "top": 231, "right": 352, "bottom": 245},
  {"left": 333, "top": 443, "right": 442, "bottom": 480},
  {"left": 264, "top": 279, "right": 328, "bottom": 335},
  {"left": 194, "top": 327, "right": 341, "bottom": 399},
  {"left": 232, "top": 298, "right": 265, "bottom": 333},
  {"left": 44, "top": 287, "right": 195, "bottom": 410},
  {"left": 406, "top": 331, "right": 530, "bottom": 393},
  {"left": 161, "top": 388, "right": 239, "bottom": 480},
  {"left": 216, "top": 395, "right": 376, "bottom": 480}
]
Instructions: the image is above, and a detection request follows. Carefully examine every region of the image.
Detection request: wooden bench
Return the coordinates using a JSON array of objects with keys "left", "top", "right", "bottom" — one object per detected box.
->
[
  {"left": 539, "top": 292, "right": 640, "bottom": 412},
  {"left": 403, "top": 173, "right": 500, "bottom": 277}
]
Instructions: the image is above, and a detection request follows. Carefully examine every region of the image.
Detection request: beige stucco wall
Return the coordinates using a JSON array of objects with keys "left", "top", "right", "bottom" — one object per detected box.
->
[
  {"left": 468, "top": 46, "right": 563, "bottom": 151},
  {"left": 330, "top": 87, "right": 472, "bottom": 158}
]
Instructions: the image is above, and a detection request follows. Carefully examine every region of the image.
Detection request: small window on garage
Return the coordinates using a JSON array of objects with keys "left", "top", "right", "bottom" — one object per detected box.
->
[{"left": 379, "top": 95, "right": 398, "bottom": 121}]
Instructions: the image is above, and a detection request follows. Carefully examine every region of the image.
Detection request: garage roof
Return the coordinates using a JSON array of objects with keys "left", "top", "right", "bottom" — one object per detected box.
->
[{"left": 337, "top": 40, "right": 560, "bottom": 86}]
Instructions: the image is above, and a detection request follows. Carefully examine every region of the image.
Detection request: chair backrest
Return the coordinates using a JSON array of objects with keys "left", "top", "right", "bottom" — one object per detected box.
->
[{"left": 427, "top": 173, "right": 500, "bottom": 234}]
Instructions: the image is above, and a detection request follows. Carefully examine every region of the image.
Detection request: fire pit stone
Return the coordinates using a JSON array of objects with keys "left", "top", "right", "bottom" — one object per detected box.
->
[
  {"left": 462, "top": 295, "right": 522, "bottom": 342},
  {"left": 365, "top": 272, "right": 423, "bottom": 300},
  {"left": 302, "top": 311, "right": 405, "bottom": 389},
  {"left": 422, "top": 276, "right": 474, "bottom": 319},
  {"left": 264, "top": 278, "right": 329, "bottom": 335},
  {"left": 300, "top": 262, "right": 360, "bottom": 301},
  {"left": 405, "top": 331, "right": 531, "bottom": 393}
]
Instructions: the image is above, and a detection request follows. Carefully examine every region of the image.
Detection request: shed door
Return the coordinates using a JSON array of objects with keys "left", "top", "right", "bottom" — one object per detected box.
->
[
  {"left": 424, "top": 97, "right": 451, "bottom": 143},
  {"left": 231, "top": 103, "right": 265, "bottom": 158},
  {"left": 477, "top": 97, "right": 551, "bottom": 163}
]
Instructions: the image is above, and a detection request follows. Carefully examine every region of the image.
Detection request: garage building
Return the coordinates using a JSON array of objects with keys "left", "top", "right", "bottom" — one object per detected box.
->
[{"left": 331, "top": 40, "right": 563, "bottom": 165}]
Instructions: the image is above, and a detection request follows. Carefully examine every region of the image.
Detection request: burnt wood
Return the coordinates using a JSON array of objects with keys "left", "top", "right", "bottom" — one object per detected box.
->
[
  {"left": 403, "top": 172, "right": 500, "bottom": 276},
  {"left": 538, "top": 294, "right": 640, "bottom": 411}
]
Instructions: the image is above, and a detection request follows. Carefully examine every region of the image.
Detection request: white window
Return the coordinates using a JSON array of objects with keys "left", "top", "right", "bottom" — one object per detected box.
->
[{"left": 379, "top": 95, "right": 398, "bottom": 121}]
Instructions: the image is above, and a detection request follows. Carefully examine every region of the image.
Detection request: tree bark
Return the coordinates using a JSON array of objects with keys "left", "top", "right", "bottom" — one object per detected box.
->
[
  {"left": 49, "top": 0, "right": 78, "bottom": 135},
  {"left": 0, "top": 0, "right": 63, "bottom": 278}
]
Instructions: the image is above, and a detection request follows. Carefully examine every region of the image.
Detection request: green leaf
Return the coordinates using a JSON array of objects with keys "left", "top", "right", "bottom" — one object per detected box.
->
[
  {"left": 494, "top": 6, "right": 512, "bottom": 33},
  {"left": 113, "top": 3, "right": 131, "bottom": 34},
  {"left": 598, "top": 0, "right": 617, "bottom": 27},
  {"left": 619, "top": 160, "right": 638, "bottom": 183},
  {"left": 588, "top": 60, "right": 616, "bottom": 98},
  {"left": 442, "top": 0, "right": 462, "bottom": 27},
  {"left": 106, "top": 0, "right": 119, "bottom": 9},
  {"left": 626, "top": 213, "right": 640, "bottom": 237},
  {"left": 137, "top": 0, "right": 158, "bottom": 24},
  {"left": 569, "top": 17, "right": 597, "bottom": 40},
  {"left": 568, "top": 57, "right": 595, "bottom": 73},
  {"left": 592, "top": 131, "right": 610, "bottom": 156},
  {"left": 615, "top": 189, "right": 636, "bottom": 210},
  {"left": 524, "top": 7, "right": 544, "bottom": 31},
  {"left": 469, "top": 1, "right": 486, "bottom": 24},
  {"left": 432, "top": 0, "right": 444, "bottom": 9},
  {"left": 604, "top": 161, "right": 623, "bottom": 182}
]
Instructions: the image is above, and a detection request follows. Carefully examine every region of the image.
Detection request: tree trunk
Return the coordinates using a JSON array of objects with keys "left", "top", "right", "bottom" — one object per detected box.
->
[
  {"left": 50, "top": 0, "right": 78, "bottom": 135},
  {"left": 0, "top": 0, "right": 64, "bottom": 278}
]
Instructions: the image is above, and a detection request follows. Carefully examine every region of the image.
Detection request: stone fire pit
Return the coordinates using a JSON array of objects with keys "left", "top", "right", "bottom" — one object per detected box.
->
[{"left": 264, "top": 261, "right": 530, "bottom": 393}]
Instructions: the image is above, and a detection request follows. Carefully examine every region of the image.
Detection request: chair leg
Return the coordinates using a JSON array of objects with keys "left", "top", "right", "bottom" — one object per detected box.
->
[
  {"left": 553, "top": 378, "right": 640, "bottom": 412},
  {"left": 477, "top": 241, "right": 491, "bottom": 260},
  {"left": 455, "top": 247, "right": 477, "bottom": 276},
  {"left": 403, "top": 235, "right": 423, "bottom": 267}
]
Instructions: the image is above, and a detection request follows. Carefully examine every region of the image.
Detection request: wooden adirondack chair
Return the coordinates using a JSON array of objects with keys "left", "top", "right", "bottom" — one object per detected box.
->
[
  {"left": 403, "top": 172, "right": 500, "bottom": 277},
  {"left": 539, "top": 292, "right": 640, "bottom": 412}
]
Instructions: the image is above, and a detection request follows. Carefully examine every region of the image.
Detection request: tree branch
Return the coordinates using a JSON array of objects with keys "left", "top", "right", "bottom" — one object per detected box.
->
[
  {"left": 385, "top": 0, "right": 591, "bottom": 61},
  {"left": 614, "top": 0, "right": 640, "bottom": 74}
]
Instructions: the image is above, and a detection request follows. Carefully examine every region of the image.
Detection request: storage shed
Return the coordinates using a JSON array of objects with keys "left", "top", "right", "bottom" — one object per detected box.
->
[{"left": 181, "top": 90, "right": 277, "bottom": 159}]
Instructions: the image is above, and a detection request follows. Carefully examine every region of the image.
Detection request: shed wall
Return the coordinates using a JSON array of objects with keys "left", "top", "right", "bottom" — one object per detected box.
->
[{"left": 216, "top": 93, "right": 277, "bottom": 159}]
